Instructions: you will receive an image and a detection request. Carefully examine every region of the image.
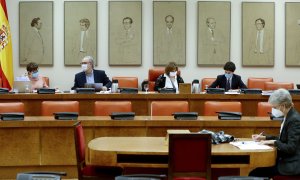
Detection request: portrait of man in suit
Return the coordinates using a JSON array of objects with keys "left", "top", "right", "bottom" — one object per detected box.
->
[
  {"left": 22, "top": 17, "right": 44, "bottom": 64},
  {"left": 247, "top": 18, "right": 273, "bottom": 65},
  {"left": 70, "top": 18, "right": 96, "bottom": 64},
  {"left": 19, "top": 2, "right": 53, "bottom": 65},
  {"left": 64, "top": 1, "right": 97, "bottom": 66},
  {"left": 153, "top": 1, "right": 186, "bottom": 66},
  {"left": 242, "top": 2, "right": 274, "bottom": 66},
  {"left": 197, "top": 1, "right": 230, "bottom": 66}
]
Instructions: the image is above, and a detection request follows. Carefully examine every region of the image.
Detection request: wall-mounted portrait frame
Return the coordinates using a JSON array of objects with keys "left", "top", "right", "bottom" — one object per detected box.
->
[
  {"left": 242, "top": 2, "right": 275, "bottom": 67},
  {"left": 197, "top": 1, "right": 231, "bottom": 66},
  {"left": 109, "top": 1, "right": 142, "bottom": 66},
  {"left": 64, "top": 1, "right": 97, "bottom": 66},
  {"left": 19, "top": 1, "right": 53, "bottom": 66},
  {"left": 153, "top": 1, "right": 186, "bottom": 66},
  {"left": 285, "top": 2, "right": 300, "bottom": 67}
]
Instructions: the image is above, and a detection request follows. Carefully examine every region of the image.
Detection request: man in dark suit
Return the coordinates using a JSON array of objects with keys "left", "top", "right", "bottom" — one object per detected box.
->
[
  {"left": 250, "top": 89, "right": 300, "bottom": 178},
  {"left": 209, "top": 61, "right": 247, "bottom": 91},
  {"left": 72, "top": 56, "right": 111, "bottom": 90}
]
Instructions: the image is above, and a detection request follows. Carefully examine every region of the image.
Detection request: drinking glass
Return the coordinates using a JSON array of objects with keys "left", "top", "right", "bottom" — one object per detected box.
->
[{"left": 144, "top": 83, "right": 149, "bottom": 93}]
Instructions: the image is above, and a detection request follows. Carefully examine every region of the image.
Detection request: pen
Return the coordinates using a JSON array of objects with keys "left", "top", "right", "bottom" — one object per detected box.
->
[{"left": 258, "top": 131, "right": 264, "bottom": 136}]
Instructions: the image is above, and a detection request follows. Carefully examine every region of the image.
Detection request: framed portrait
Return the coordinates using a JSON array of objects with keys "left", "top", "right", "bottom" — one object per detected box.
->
[
  {"left": 153, "top": 1, "right": 186, "bottom": 66},
  {"left": 242, "top": 2, "right": 275, "bottom": 67},
  {"left": 285, "top": 3, "right": 300, "bottom": 67},
  {"left": 64, "top": 1, "right": 97, "bottom": 66},
  {"left": 197, "top": 1, "right": 231, "bottom": 66},
  {"left": 109, "top": 1, "right": 142, "bottom": 66},
  {"left": 19, "top": 1, "right": 53, "bottom": 66}
]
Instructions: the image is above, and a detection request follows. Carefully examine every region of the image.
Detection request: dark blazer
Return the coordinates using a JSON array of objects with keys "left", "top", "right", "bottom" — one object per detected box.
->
[
  {"left": 266, "top": 108, "right": 300, "bottom": 175},
  {"left": 72, "top": 69, "right": 112, "bottom": 90},
  {"left": 209, "top": 74, "right": 247, "bottom": 90},
  {"left": 154, "top": 74, "right": 184, "bottom": 91}
]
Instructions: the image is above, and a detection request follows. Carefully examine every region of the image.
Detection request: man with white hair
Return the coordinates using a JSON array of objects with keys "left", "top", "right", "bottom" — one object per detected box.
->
[
  {"left": 250, "top": 88, "right": 300, "bottom": 178},
  {"left": 72, "top": 56, "right": 111, "bottom": 90}
]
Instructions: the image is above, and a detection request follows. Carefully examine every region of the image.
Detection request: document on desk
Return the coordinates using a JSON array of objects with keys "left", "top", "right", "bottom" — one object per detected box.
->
[{"left": 230, "top": 141, "right": 273, "bottom": 150}]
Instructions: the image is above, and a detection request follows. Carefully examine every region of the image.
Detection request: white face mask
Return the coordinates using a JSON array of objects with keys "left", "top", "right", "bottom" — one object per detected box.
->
[
  {"left": 81, "top": 64, "right": 88, "bottom": 72},
  {"left": 272, "top": 108, "right": 284, "bottom": 118},
  {"left": 169, "top": 71, "right": 177, "bottom": 77}
]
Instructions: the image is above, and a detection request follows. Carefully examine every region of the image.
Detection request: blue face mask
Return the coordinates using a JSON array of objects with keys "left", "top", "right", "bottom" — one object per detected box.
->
[
  {"left": 31, "top": 71, "right": 39, "bottom": 79},
  {"left": 224, "top": 73, "right": 233, "bottom": 79}
]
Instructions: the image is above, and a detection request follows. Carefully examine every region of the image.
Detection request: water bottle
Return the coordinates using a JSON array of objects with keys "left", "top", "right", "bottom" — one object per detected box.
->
[
  {"left": 192, "top": 79, "right": 200, "bottom": 94},
  {"left": 25, "top": 84, "right": 30, "bottom": 93},
  {"left": 111, "top": 79, "right": 119, "bottom": 93}
]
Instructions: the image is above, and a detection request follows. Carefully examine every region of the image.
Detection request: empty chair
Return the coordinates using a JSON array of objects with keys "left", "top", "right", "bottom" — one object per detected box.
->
[
  {"left": 94, "top": 101, "right": 132, "bottom": 116},
  {"left": 0, "top": 102, "right": 24, "bottom": 113},
  {"left": 74, "top": 121, "right": 123, "bottom": 180},
  {"left": 112, "top": 76, "right": 138, "bottom": 88},
  {"left": 264, "top": 82, "right": 294, "bottom": 91},
  {"left": 168, "top": 133, "right": 211, "bottom": 180},
  {"left": 203, "top": 101, "right": 242, "bottom": 116},
  {"left": 247, "top": 77, "right": 273, "bottom": 90},
  {"left": 41, "top": 101, "right": 79, "bottom": 116},
  {"left": 151, "top": 101, "right": 189, "bottom": 116},
  {"left": 257, "top": 102, "right": 272, "bottom": 117},
  {"left": 201, "top": 78, "right": 216, "bottom": 92}
]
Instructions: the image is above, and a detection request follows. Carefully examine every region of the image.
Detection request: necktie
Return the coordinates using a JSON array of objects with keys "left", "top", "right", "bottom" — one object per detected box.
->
[{"left": 226, "top": 78, "right": 230, "bottom": 91}]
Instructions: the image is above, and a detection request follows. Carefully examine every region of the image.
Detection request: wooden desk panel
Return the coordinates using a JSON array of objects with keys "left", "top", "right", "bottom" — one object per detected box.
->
[
  {"left": 0, "top": 116, "right": 280, "bottom": 179},
  {"left": 1, "top": 93, "right": 295, "bottom": 116}
]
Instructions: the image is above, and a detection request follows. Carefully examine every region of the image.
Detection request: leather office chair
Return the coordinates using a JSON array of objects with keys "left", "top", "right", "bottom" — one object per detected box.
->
[
  {"left": 257, "top": 102, "right": 272, "bottom": 117},
  {"left": 112, "top": 76, "right": 138, "bottom": 88},
  {"left": 203, "top": 101, "right": 242, "bottom": 116},
  {"left": 147, "top": 68, "right": 181, "bottom": 91},
  {"left": 94, "top": 101, "right": 132, "bottom": 116},
  {"left": 247, "top": 77, "right": 273, "bottom": 90},
  {"left": 264, "top": 82, "right": 294, "bottom": 91},
  {"left": 74, "top": 121, "right": 123, "bottom": 180},
  {"left": 41, "top": 101, "right": 79, "bottom": 116},
  {"left": 0, "top": 102, "right": 24, "bottom": 113},
  {"left": 42, "top": 76, "right": 50, "bottom": 87},
  {"left": 151, "top": 101, "right": 189, "bottom": 116},
  {"left": 168, "top": 133, "right": 211, "bottom": 180},
  {"left": 201, "top": 78, "right": 216, "bottom": 92}
]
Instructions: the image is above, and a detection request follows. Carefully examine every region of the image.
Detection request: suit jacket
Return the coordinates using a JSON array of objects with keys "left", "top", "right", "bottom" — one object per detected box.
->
[
  {"left": 22, "top": 27, "right": 44, "bottom": 64},
  {"left": 209, "top": 74, "right": 247, "bottom": 90},
  {"left": 266, "top": 108, "right": 300, "bottom": 175},
  {"left": 72, "top": 69, "right": 112, "bottom": 90}
]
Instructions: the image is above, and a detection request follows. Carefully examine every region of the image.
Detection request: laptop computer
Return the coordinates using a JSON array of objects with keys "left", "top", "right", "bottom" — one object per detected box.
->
[{"left": 13, "top": 80, "right": 31, "bottom": 93}]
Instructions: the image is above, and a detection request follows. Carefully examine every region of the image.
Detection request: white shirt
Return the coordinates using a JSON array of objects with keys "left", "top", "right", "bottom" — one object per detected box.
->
[
  {"left": 163, "top": 73, "right": 179, "bottom": 93},
  {"left": 86, "top": 70, "right": 94, "bottom": 84}
]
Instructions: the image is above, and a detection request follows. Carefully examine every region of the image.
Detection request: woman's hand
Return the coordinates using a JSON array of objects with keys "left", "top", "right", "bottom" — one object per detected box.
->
[{"left": 252, "top": 134, "right": 266, "bottom": 142}]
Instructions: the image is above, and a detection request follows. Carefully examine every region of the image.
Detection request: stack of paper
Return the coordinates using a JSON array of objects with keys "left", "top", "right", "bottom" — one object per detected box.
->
[{"left": 230, "top": 141, "right": 273, "bottom": 150}]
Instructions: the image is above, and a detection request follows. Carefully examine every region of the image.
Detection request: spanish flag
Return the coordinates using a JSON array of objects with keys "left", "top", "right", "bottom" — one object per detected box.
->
[{"left": 0, "top": 0, "right": 13, "bottom": 90}]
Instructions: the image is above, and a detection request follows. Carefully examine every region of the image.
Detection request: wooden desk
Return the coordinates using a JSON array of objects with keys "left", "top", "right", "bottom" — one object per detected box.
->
[
  {"left": 2, "top": 93, "right": 300, "bottom": 116},
  {"left": 0, "top": 116, "right": 280, "bottom": 179},
  {"left": 88, "top": 137, "right": 276, "bottom": 175}
]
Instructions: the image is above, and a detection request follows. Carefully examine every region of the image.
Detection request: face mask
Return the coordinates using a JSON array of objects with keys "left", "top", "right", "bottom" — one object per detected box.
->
[
  {"left": 31, "top": 71, "right": 39, "bottom": 79},
  {"left": 272, "top": 108, "right": 284, "bottom": 118},
  {"left": 81, "top": 64, "right": 88, "bottom": 72},
  {"left": 169, "top": 71, "right": 177, "bottom": 77},
  {"left": 224, "top": 73, "right": 233, "bottom": 79}
]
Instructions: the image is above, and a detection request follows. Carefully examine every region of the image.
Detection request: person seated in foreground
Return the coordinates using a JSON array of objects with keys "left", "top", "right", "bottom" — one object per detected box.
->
[
  {"left": 249, "top": 88, "right": 300, "bottom": 178},
  {"left": 26, "top": 62, "right": 48, "bottom": 91},
  {"left": 209, "top": 61, "right": 247, "bottom": 91},
  {"left": 154, "top": 62, "right": 184, "bottom": 93},
  {"left": 72, "top": 56, "right": 111, "bottom": 91}
]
